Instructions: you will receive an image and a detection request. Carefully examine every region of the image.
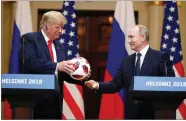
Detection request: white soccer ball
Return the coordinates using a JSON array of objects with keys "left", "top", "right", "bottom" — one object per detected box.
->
[{"left": 69, "top": 57, "right": 91, "bottom": 81}]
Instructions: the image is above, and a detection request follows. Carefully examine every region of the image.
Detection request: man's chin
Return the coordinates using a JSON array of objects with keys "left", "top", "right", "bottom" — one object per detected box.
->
[
  {"left": 54, "top": 35, "right": 60, "bottom": 39},
  {"left": 130, "top": 46, "right": 134, "bottom": 50}
]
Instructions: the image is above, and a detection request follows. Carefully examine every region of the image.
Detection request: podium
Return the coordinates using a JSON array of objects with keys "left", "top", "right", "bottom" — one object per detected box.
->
[
  {"left": 131, "top": 76, "right": 186, "bottom": 119},
  {"left": 1, "top": 74, "right": 59, "bottom": 119}
]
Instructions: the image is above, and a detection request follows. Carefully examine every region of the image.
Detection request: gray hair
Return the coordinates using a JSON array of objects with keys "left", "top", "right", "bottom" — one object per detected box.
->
[
  {"left": 136, "top": 24, "right": 149, "bottom": 41},
  {"left": 40, "top": 11, "right": 67, "bottom": 29}
]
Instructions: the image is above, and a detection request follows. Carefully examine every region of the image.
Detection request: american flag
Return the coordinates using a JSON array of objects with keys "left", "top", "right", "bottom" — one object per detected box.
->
[
  {"left": 60, "top": 1, "right": 85, "bottom": 119},
  {"left": 160, "top": 1, "right": 186, "bottom": 119}
]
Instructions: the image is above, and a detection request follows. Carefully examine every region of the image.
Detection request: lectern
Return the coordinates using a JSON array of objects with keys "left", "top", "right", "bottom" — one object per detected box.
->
[
  {"left": 2, "top": 74, "right": 59, "bottom": 119},
  {"left": 131, "top": 76, "right": 186, "bottom": 119}
]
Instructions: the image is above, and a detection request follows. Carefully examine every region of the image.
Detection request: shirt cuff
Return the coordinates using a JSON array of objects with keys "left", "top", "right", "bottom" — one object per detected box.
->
[
  {"left": 96, "top": 82, "right": 99, "bottom": 90},
  {"left": 55, "top": 63, "right": 58, "bottom": 78}
]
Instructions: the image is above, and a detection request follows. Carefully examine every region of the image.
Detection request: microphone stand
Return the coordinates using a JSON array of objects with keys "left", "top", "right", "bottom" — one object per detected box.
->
[
  {"left": 22, "top": 37, "right": 25, "bottom": 74},
  {"left": 165, "top": 61, "right": 168, "bottom": 77}
]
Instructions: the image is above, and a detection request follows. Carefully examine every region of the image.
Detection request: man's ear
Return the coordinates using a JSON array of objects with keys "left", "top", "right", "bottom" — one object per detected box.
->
[
  {"left": 45, "top": 25, "right": 48, "bottom": 30},
  {"left": 141, "top": 35, "right": 145, "bottom": 41}
]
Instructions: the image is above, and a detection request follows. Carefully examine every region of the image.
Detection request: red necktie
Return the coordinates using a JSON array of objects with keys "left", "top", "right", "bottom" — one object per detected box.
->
[{"left": 48, "top": 40, "right": 54, "bottom": 62}]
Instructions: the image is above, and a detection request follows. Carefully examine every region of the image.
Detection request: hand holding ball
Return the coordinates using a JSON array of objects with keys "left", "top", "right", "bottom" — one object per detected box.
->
[{"left": 69, "top": 57, "right": 91, "bottom": 81}]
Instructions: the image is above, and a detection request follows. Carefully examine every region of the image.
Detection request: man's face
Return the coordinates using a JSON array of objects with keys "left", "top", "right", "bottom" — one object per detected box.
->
[
  {"left": 46, "top": 23, "right": 63, "bottom": 40},
  {"left": 127, "top": 27, "right": 144, "bottom": 51}
]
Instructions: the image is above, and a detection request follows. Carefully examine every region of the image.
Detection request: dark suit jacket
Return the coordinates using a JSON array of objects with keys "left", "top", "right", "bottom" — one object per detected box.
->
[
  {"left": 19, "top": 32, "right": 82, "bottom": 119},
  {"left": 98, "top": 47, "right": 175, "bottom": 119}
]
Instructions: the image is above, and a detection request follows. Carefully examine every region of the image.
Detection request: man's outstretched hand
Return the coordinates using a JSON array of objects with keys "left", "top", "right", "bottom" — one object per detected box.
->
[{"left": 84, "top": 80, "right": 98, "bottom": 90}]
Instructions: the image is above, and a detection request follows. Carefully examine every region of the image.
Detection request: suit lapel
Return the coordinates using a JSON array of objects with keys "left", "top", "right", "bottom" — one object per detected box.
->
[
  {"left": 139, "top": 48, "right": 152, "bottom": 76},
  {"left": 53, "top": 40, "right": 66, "bottom": 62},
  {"left": 127, "top": 54, "right": 136, "bottom": 89},
  {"left": 37, "top": 32, "right": 52, "bottom": 61},
  {"left": 37, "top": 32, "right": 66, "bottom": 62},
  {"left": 131, "top": 54, "right": 136, "bottom": 76}
]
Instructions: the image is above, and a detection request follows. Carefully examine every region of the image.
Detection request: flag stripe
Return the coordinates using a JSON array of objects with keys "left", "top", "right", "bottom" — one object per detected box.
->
[
  {"left": 9, "top": 22, "right": 21, "bottom": 73},
  {"left": 176, "top": 110, "right": 183, "bottom": 119},
  {"left": 62, "top": 114, "right": 67, "bottom": 119},
  {"left": 104, "top": 70, "right": 113, "bottom": 82},
  {"left": 64, "top": 82, "right": 84, "bottom": 115},
  {"left": 4, "top": 100, "right": 12, "bottom": 119},
  {"left": 107, "top": 18, "right": 128, "bottom": 78},
  {"left": 178, "top": 100, "right": 186, "bottom": 119},
  {"left": 174, "top": 62, "right": 184, "bottom": 77},
  {"left": 63, "top": 84, "right": 84, "bottom": 119},
  {"left": 115, "top": 1, "right": 135, "bottom": 56},
  {"left": 15, "top": 1, "right": 32, "bottom": 35},
  {"left": 173, "top": 66, "right": 180, "bottom": 77},
  {"left": 115, "top": 95, "right": 125, "bottom": 118},
  {"left": 100, "top": 70, "right": 124, "bottom": 119},
  {"left": 106, "top": 18, "right": 127, "bottom": 104},
  {"left": 62, "top": 99, "right": 75, "bottom": 119},
  {"left": 76, "top": 85, "right": 83, "bottom": 95},
  {"left": 99, "top": 94, "right": 124, "bottom": 119}
]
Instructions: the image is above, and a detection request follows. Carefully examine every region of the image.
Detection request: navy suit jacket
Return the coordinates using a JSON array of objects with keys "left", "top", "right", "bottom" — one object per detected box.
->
[
  {"left": 19, "top": 32, "right": 82, "bottom": 114},
  {"left": 98, "top": 47, "right": 175, "bottom": 119}
]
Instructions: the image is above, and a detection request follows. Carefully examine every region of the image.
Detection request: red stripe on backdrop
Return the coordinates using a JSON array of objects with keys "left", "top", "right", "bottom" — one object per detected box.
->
[
  {"left": 4, "top": 100, "right": 12, "bottom": 119},
  {"left": 178, "top": 101, "right": 186, "bottom": 119},
  {"left": 104, "top": 70, "right": 113, "bottom": 82},
  {"left": 76, "top": 85, "right": 83, "bottom": 97},
  {"left": 99, "top": 93, "right": 124, "bottom": 119},
  {"left": 115, "top": 94, "right": 124, "bottom": 118},
  {"left": 174, "top": 62, "right": 185, "bottom": 77},
  {"left": 62, "top": 114, "right": 67, "bottom": 119},
  {"left": 99, "top": 69, "right": 124, "bottom": 119},
  {"left": 63, "top": 85, "right": 84, "bottom": 119},
  {"left": 174, "top": 62, "right": 185, "bottom": 119}
]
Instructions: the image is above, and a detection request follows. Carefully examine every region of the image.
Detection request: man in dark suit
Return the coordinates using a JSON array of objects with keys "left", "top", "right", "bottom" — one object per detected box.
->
[
  {"left": 19, "top": 11, "right": 83, "bottom": 119},
  {"left": 85, "top": 25, "right": 175, "bottom": 119}
]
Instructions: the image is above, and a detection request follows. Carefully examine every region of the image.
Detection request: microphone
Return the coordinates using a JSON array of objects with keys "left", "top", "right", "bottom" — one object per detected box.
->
[
  {"left": 164, "top": 61, "right": 168, "bottom": 77},
  {"left": 21, "top": 37, "right": 26, "bottom": 73},
  {"left": 162, "top": 53, "right": 170, "bottom": 77},
  {"left": 161, "top": 52, "right": 175, "bottom": 77}
]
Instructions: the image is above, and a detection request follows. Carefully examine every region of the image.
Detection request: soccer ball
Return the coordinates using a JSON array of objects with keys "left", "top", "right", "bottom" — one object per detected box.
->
[{"left": 69, "top": 57, "right": 91, "bottom": 81}]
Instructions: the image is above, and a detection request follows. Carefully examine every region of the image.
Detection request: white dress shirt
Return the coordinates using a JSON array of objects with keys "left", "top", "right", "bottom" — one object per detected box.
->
[
  {"left": 41, "top": 29, "right": 58, "bottom": 76},
  {"left": 135, "top": 45, "right": 150, "bottom": 69}
]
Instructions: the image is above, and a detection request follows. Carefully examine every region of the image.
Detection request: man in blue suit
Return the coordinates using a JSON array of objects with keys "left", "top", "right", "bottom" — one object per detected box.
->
[
  {"left": 85, "top": 25, "right": 175, "bottom": 119},
  {"left": 19, "top": 11, "right": 83, "bottom": 119}
]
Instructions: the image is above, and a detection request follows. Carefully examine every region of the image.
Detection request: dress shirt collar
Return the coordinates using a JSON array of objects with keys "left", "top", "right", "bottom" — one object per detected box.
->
[
  {"left": 41, "top": 29, "right": 52, "bottom": 44},
  {"left": 136, "top": 45, "right": 149, "bottom": 57}
]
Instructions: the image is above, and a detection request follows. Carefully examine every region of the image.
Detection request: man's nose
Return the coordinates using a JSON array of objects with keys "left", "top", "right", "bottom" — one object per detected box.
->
[
  {"left": 59, "top": 28, "right": 62, "bottom": 33},
  {"left": 128, "top": 39, "right": 131, "bottom": 43}
]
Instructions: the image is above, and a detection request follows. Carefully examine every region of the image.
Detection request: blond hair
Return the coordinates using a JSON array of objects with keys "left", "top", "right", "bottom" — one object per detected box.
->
[
  {"left": 40, "top": 11, "right": 67, "bottom": 29},
  {"left": 135, "top": 24, "right": 149, "bottom": 41}
]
